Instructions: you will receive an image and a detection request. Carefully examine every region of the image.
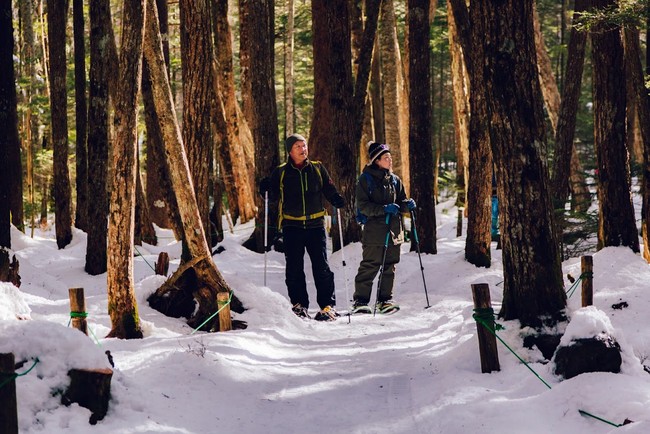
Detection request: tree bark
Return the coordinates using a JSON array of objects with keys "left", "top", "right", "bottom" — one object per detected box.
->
[
  {"left": 73, "top": 0, "right": 89, "bottom": 232},
  {"left": 447, "top": 0, "right": 469, "bottom": 212},
  {"left": 47, "top": 0, "right": 73, "bottom": 249},
  {"left": 85, "top": 0, "right": 112, "bottom": 275},
  {"left": 134, "top": 155, "right": 157, "bottom": 246},
  {"left": 180, "top": 0, "right": 214, "bottom": 249},
  {"left": 0, "top": 0, "right": 20, "bottom": 248},
  {"left": 548, "top": 0, "right": 591, "bottom": 213},
  {"left": 479, "top": 0, "right": 565, "bottom": 327},
  {"left": 623, "top": 28, "right": 650, "bottom": 261},
  {"left": 143, "top": 0, "right": 242, "bottom": 330},
  {"left": 310, "top": 0, "right": 381, "bottom": 250},
  {"left": 449, "top": 0, "right": 492, "bottom": 266},
  {"left": 591, "top": 0, "right": 639, "bottom": 252},
  {"left": 239, "top": 0, "right": 280, "bottom": 253},
  {"left": 408, "top": 0, "right": 436, "bottom": 254},
  {"left": 106, "top": 0, "right": 145, "bottom": 339},
  {"left": 284, "top": 0, "right": 295, "bottom": 136}
]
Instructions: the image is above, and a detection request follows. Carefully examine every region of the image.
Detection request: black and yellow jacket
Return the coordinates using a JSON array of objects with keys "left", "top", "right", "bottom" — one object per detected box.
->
[{"left": 268, "top": 159, "right": 342, "bottom": 229}]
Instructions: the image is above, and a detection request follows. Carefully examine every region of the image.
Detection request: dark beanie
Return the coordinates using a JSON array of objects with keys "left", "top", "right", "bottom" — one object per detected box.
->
[
  {"left": 285, "top": 134, "right": 306, "bottom": 154},
  {"left": 367, "top": 141, "right": 390, "bottom": 165}
]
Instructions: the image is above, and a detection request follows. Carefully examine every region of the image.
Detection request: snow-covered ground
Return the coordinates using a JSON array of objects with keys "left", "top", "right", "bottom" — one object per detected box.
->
[{"left": 1, "top": 197, "right": 650, "bottom": 433}]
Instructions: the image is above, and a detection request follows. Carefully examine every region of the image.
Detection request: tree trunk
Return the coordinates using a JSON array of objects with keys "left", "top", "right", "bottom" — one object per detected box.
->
[
  {"left": 19, "top": 0, "right": 38, "bottom": 236},
  {"left": 0, "top": 0, "right": 20, "bottom": 248},
  {"left": 310, "top": 0, "right": 380, "bottom": 250},
  {"left": 106, "top": 0, "right": 145, "bottom": 340},
  {"left": 548, "top": 0, "right": 590, "bottom": 213},
  {"left": 134, "top": 155, "right": 157, "bottom": 246},
  {"left": 73, "top": 0, "right": 89, "bottom": 232},
  {"left": 143, "top": 0, "right": 243, "bottom": 331},
  {"left": 239, "top": 0, "right": 280, "bottom": 253},
  {"left": 623, "top": 28, "right": 650, "bottom": 262},
  {"left": 144, "top": 0, "right": 177, "bottom": 231},
  {"left": 284, "top": 0, "right": 295, "bottom": 136},
  {"left": 85, "top": 0, "right": 112, "bottom": 275},
  {"left": 591, "top": 0, "right": 639, "bottom": 253},
  {"left": 47, "top": 0, "right": 73, "bottom": 248},
  {"left": 180, "top": 0, "right": 214, "bottom": 248},
  {"left": 479, "top": 0, "right": 565, "bottom": 327},
  {"left": 408, "top": 0, "right": 436, "bottom": 254},
  {"left": 447, "top": 0, "right": 469, "bottom": 211}
]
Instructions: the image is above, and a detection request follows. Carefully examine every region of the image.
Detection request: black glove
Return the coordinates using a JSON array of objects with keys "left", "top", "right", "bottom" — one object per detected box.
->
[
  {"left": 259, "top": 177, "right": 271, "bottom": 197},
  {"left": 331, "top": 194, "right": 345, "bottom": 209}
]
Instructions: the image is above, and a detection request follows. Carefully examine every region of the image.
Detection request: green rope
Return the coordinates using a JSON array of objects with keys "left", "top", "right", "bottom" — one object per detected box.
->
[
  {"left": 190, "top": 290, "right": 233, "bottom": 334},
  {"left": 566, "top": 271, "right": 593, "bottom": 299},
  {"left": 66, "top": 311, "right": 102, "bottom": 347},
  {"left": 133, "top": 245, "right": 156, "bottom": 272},
  {"left": 473, "top": 308, "right": 623, "bottom": 427},
  {"left": 0, "top": 357, "right": 40, "bottom": 390}
]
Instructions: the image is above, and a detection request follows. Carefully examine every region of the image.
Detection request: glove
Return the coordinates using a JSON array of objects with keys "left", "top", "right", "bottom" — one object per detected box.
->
[
  {"left": 331, "top": 194, "right": 345, "bottom": 209},
  {"left": 405, "top": 198, "right": 416, "bottom": 211},
  {"left": 259, "top": 177, "right": 271, "bottom": 197},
  {"left": 384, "top": 203, "right": 400, "bottom": 216}
]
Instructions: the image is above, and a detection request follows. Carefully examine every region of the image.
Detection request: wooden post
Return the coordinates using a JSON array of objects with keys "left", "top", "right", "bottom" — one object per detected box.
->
[
  {"left": 155, "top": 252, "right": 169, "bottom": 275},
  {"left": 217, "top": 291, "right": 232, "bottom": 332},
  {"left": 471, "top": 284, "right": 500, "bottom": 373},
  {"left": 0, "top": 353, "right": 18, "bottom": 434},
  {"left": 456, "top": 208, "right": 463, "bottom": 237},
  {"left": 68, "top": 287, "right": 88, "bottom": 335},
  {"left": 581, "top": 255, "right": 593, "bottom": 307}
]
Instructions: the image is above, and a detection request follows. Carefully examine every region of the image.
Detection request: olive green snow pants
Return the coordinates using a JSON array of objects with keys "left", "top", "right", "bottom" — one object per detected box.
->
[{"left": 353, "top": 244, "right": 401, "bottom": 303}]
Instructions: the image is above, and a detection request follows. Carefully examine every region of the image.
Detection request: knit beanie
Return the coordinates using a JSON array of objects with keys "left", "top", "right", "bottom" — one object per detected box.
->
[
  {"left": 367, "top": 141, "right": 390, "bottom": 166},
  {"left": 285, "top": 134, "right": 307, "bottom": 155}
]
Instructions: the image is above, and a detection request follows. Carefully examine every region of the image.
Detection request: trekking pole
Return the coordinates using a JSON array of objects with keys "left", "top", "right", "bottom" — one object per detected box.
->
[
  {"left": 374, "top": 213, "right": 392, "bottom": 316},
  {"left": 264, "top": 191, "right": 269, "bottom": 286},
  {"left": 410, "top": 209, "right": 431, "bottom": 308},
  {"left": 336, "top": 208, "right": 351, "bottom": 323}
]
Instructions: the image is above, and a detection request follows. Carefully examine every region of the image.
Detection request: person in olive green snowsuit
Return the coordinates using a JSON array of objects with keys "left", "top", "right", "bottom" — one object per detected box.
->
[{"left": 352, "top": 142, "right": 416, "bottom": 314}]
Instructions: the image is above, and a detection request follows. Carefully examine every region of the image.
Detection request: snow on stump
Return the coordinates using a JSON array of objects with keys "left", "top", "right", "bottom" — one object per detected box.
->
[
  {"left": 553, "top": 307, "right": 622, "bottom": 379},
  {"left": 62, "top": 367, "right": 113, "bottom": 425}
]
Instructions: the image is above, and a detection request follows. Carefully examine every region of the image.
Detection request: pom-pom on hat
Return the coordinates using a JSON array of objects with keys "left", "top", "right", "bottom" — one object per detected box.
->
[
  {"left": 285, "top": 133, "right": 307, "bottom": 154},
  {"left": 367, "top": 141, "right": 390, "bottom": 166}
]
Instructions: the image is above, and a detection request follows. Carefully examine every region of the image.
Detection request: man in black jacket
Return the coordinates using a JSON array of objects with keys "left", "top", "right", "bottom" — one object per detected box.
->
[{"left": 260, "top": 134, "right": 345, "bottom": 321}]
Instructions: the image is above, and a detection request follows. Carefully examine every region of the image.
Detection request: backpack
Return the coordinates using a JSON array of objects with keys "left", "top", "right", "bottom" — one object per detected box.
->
[
  {"left": 355, "top": 172, "right": 396, "bottom": 224},
  {"left": 277, "top": 161, "right": 324, "bottom": 228}
]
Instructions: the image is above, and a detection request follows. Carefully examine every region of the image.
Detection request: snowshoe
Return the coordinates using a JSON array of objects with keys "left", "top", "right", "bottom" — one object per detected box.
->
[
  {"left": 351, "top": 301, "right": 372, "bottom": 315},
  {"left": 314, "top": 305, "right": 340, "bottom": 322},
  {"left": 376, "top": 300, "right": 400, "bottom": 314},
  {"left": 292, "top": 303, "right": 310, "bottom": 319}
]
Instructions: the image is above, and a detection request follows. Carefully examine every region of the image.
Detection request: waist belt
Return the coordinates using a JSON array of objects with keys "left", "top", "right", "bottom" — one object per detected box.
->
[{"left": 282, "top": 210, "right": 326, "bottom": 221}]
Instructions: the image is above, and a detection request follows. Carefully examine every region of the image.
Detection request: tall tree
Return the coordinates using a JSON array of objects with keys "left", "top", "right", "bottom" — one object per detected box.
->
[
  {"left": 380, "top": 0, "right": 409, "bottom": 188},
  {"left": 408, "top": 0, "right": 436, "bottom": 254},
  {"left": 591, "top": 0, "right": 639, "bottom": 252},
  {"left": 180, "top": 0, "right": 213, "bottom": 248},
  {"left": 240, "top": 0, "right": 281, "bottom": 253},
  {"left": 47, "top": 0, "right": 73, "bottom": 249},
  {"left": 479, "top": 0, "right": 565, "bottom": 327},
  {"left": 85, "top": 0, "right": 112, "bottom": 275},
  {"left": 106, "top": 0, "right": 145, "bottom": 339},
  {"left": 547, "top": 0, "right": 592, "bottom": 215},
  {"left": 284, "top": 0, "right": 296, "bottom": 136},
  {"left": 143, "top": 0, "right": 242, "bottom": 330},
  {"left": 623, "top": 28, "right": 650, "bottom": 261},
  {"left": 309, "top": 0, "right": 381, "bottom": 249},
  {"left": 0, "top": 0, "right": 20, "bottom": 248},
  {"left": 73, "top": 0, "right": 89, "bottom": 231},
  {"left": 19, "top": 0, "right": 38, "bottom": 236},
  {"left": 449, "top": 0, "right": 493, "bottom": 267},
  {"left": 145, "top": 0, "right": 177, "bottom": 231}
]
